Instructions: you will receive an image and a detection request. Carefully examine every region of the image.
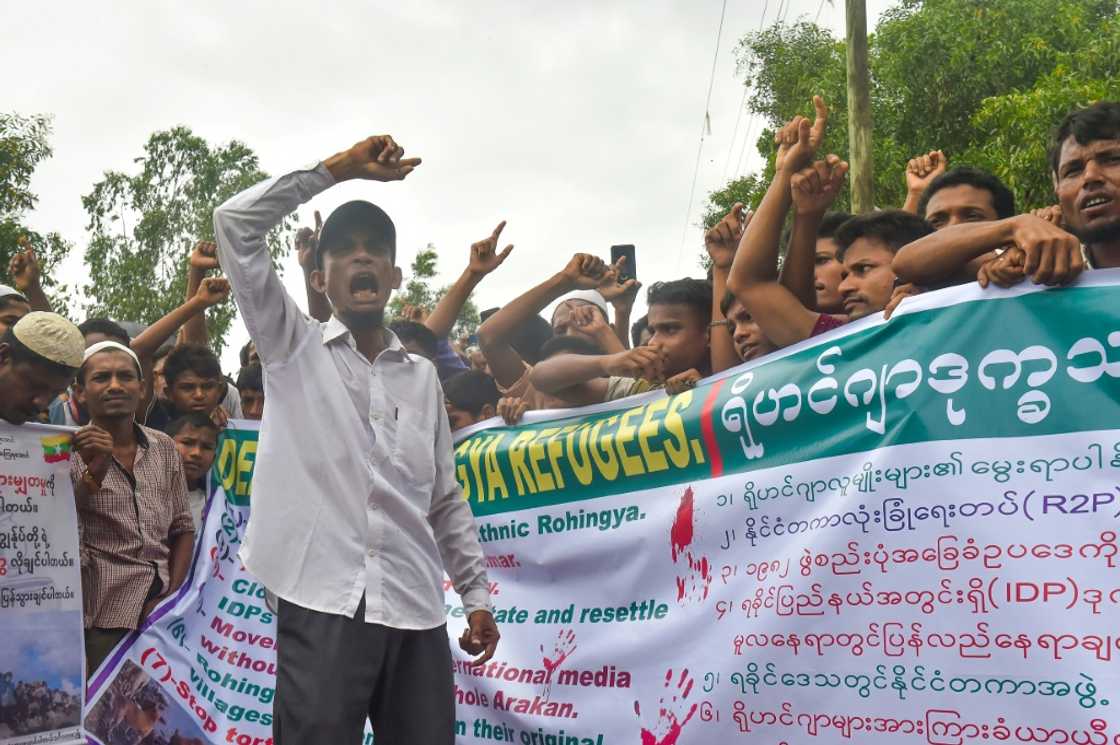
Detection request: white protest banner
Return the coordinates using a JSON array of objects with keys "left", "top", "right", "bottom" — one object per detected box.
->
[
  {"left": 87, "top": 272, "right": 1120, "bottom": 744},
  {"left": 0, "top": 423, "right": 83, "bottom": 745}
]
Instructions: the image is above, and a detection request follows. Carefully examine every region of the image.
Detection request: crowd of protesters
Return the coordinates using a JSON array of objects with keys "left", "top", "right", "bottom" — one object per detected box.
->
[
  {"left": 0, "top": 672, "right": 81, "bottom": 738},
  {"left": 0, "top": 97, "right": 1116, "bottom": 735}
]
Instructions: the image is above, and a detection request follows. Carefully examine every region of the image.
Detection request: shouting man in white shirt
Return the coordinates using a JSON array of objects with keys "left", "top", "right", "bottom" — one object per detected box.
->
[{"left": 214, "top": 134, "right": 498, "bottom": 745}]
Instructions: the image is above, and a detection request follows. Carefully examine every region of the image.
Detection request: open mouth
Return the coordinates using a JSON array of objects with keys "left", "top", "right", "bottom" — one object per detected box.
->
[
  {"left": 350, "top": 272, "right": 380, "bottom": 302},
  {"left": 1080, "top": 193, "right": 1114, "bottom": 215}
]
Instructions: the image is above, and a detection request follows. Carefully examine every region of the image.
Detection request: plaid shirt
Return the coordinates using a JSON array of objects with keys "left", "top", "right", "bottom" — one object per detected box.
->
[{"left": 71, "top": 424, "right": 194, "bottom": 629}]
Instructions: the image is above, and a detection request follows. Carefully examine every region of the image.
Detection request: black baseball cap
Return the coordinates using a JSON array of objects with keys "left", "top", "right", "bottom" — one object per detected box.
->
[{"left": 316, "top": 200, "right": 396, "bottom": 269}]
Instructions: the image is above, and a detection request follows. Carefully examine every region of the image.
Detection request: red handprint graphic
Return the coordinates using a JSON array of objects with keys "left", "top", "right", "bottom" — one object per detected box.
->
[
  {"left": 540, "top": 628, "right": 578, "bottom": 700},
  {"left": 633, "top": 668, "right": 697, "bottom": 745},
  {"left": 670, "top": 488, "right": 711, "bottom": 604}
]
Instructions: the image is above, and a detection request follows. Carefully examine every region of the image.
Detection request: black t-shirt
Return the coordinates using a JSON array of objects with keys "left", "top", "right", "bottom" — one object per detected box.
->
[{"left": 143, "top": 398, "right": 180, "bottom": 434}]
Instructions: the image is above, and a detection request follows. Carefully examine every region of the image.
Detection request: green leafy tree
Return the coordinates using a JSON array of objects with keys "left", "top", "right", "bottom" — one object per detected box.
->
[
  {"left": 0, "top": 113, "right": 73, "bottom": 309},
  {"left": 390, "top": 244, "right": 441, "bottom": 313},
  {"left": 705, "top": 0, "right": 1120, "bottom": 233},
  {"left": 389, "top": 244, "right": 481, "bottom": 340},
  {"left": 82, "top": 126, "right": 292, "bottom": 352}
]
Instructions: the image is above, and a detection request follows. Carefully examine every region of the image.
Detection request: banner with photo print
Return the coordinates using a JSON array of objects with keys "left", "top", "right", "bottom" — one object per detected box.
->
[{"left": 0, "top": 423, "right": 84, "bottom": 745}]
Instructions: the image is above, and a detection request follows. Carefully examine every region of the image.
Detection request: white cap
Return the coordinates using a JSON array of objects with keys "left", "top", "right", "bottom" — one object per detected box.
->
[
  {"left": 553, "top": 290, "right": 610, "bottom": 322},
  {"left": 82, "top": 340, "right": 143, "bottom": 376},
  {"left": 0, "top": 284, "right": 28, "bottom": 303},
  {"left": 11, "top": 312, "right": 85, "bottom": 368}
]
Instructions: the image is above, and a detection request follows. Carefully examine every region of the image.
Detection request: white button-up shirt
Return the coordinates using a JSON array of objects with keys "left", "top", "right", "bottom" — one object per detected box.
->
[{"left": 214, "top": 163, "right": 491, "bottom": 629}]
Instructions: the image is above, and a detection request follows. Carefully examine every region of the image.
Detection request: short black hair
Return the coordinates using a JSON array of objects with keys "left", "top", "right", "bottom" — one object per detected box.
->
[
  {"left": 0, "top": 327, "right": 78, "bottom": 377},
  {"left": 236, "top": 363, "right": 263, "bottom": 393},
  {"left": 390, "top": 320, "right": 438, "bottom": 359},
  {"left": 163, "top": 344, "right": 222, "bottom": 386},
  {"left": 0, "top": 295, "right": 28, "bottom": 313},
  {"left": 1050, "top": 101, "right": 1120, "bottom": 174},
  {"left": 834, "top": 210, "right": 934, "bottom": 261},
  {"left": 630, "top": 315, "right": 649, "bottom": 348},
  {"left": 480, "top": 308, "right": 553, "bottom": 365},
  {"left": 443, "top": 370, "right": 500, "bottom": 416},
  {"left": 239, "top": 341, "right": 253, "bottom": 368},
  {"left": 818, "top": 211, "right": 854, "bottom": 239},
  {"left": 647, "top": 278, "right": 713, "bottom": 324},
  {"left": 78, "top": 318, "right": 130, "bottom": 345},
  {"left": 316, "top": 200, "right": 396, "bottom": 269},
  {"left": 166, "top": 412, "right": 220, "bottom": 440},
  {"left": 917, "top": 166, "right": 1016, "bottom": 219},
  {"left": 538, "top": 334, "right": 603, "bottom": 360},
  {"left": 719, "top": 289, "right": 740, "bottom": 318}
]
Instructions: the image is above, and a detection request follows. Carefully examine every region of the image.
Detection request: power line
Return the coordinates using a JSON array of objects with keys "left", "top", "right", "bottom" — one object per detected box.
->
[
  {"left": 676, "top": 0, "right": 730, "bottom": 271},
  {"left": 722, "top": 0, "right": 770, "bottom": 181},
  {"left": 733, "top": 0, "right": 778, "bottom": 178},
  {"left": 814, "top": 0, "right": 830, "bottom": 23}
]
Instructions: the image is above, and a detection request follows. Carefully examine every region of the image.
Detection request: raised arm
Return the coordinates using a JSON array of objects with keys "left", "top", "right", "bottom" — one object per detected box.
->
[
  {"left": 8, "top": 239, "right": 52, "bottom": 312},
  {"left": 780, "top": 153, "right": 845, "bottom": 310},
  {"left": 892, "top": 213, "right": 1084, "bottom": 287},
  {"left": 426, "top": 221, "right": 513, "bottom": 339},
  {"left": 595, "top": 257, "right": 641, "bottom": 349},
  {"left": 214, "top": 135, "right": 420, "bottom": 366},
  {"left": 901, "top": 150, "right": 946, "bottom": 214},
  {"left": 133, "top": 277, "right": 230, "bottom": 415},
  {"left": 181, "top": 240, "right": 220, "bottom": 345},
  {"left": 476, "top": 253, "right": 607, "bottom": 388},
  {"left": 727, "top": 97, "right": 843, "bottom": 348},
  {"left": 705, "top": 203, "right": 749, "bottom": 373},
  {"left": 528, "top": 346, "right": 663, "bottom": 399},
  {"left": 295, "top": 212, "right": 333, "bottom": 323}
]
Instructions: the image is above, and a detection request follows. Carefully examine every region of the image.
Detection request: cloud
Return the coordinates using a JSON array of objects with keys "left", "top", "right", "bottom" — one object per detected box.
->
[{"left": 1, "top": 0, "right": 889, "bottom": 370}]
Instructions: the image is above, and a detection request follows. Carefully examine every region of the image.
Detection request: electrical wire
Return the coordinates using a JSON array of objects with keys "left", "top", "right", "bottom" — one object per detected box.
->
[{"left": 676, "top": 0, "right": 731, "bottom": 271}]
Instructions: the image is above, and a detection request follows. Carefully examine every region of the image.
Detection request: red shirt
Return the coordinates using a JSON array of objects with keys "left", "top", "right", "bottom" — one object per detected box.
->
[{"left": 810, "top": 313, "right": 847, "bottom": 337}]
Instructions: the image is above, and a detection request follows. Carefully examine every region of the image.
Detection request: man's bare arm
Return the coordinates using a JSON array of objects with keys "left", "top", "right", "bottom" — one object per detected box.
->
[
  {"left": 477, "top": 253, "right": 607, "bottom": 388},
  {"left": 8, "top": 240, "right": 52, "bottom": 311},
  {"left": 893, "top": 214, "right": 1084, "bottom": 287},
  {"left": 426, "top": 221, "right": 513, "bottom": 339}
]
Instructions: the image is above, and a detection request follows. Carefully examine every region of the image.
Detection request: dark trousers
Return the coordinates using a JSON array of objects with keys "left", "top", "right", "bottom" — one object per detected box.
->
[
  {"left": 274, "top": 596, "right": 455, "bottom": 745},
  {"left": 85, "top": 628, "right": 130, "bottom": 678}
]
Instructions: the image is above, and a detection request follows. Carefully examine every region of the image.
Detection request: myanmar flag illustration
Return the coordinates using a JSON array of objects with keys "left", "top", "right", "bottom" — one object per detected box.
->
[{"left": 41, "top": 434, "right": 72, "bottom": 463}]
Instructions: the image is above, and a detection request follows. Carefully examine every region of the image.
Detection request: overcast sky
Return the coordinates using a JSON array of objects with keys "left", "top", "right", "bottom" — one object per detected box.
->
[{"left": 4, "top": 0, "right": 890, "bottom": 371}]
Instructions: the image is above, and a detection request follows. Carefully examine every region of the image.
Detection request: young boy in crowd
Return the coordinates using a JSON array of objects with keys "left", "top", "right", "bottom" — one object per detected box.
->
[
  {"left": 721, "top": 291, "right": 776, "bottom": 364},
  {"left": 443, "top": 370, "right": 500, "bottom": 432},
  {"left": 167, "top": 413, "right": 220, "bottom": 530},
  {"left": 236, "top": 363, "right": 264, "bottom": 421},
  {"left": 145, "top": 343, "right": 240, "bottom": 431}
]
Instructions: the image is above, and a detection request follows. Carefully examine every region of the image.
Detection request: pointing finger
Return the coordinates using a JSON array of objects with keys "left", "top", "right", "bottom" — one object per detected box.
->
[{"left": 810, "top": 95, "right": 829, "bottom": 143}]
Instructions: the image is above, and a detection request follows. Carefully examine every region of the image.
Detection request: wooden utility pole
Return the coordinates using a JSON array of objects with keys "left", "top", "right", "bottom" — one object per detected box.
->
[{"left": 846, "top": 0, "right": 874, "bottom": 212}]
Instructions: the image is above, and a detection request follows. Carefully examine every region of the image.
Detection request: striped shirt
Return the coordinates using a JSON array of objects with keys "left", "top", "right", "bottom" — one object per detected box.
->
[{"left": 70, "top": 424, "right": 194, "bottom": 629}]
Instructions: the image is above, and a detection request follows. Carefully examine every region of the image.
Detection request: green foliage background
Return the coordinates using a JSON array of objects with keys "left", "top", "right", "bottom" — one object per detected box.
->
[
  {"left": 81, "top": 127, "right": 293, "bottom": 352},
  {"left": 704, "top": 0, "right": 1120, "bottom": 229}
]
